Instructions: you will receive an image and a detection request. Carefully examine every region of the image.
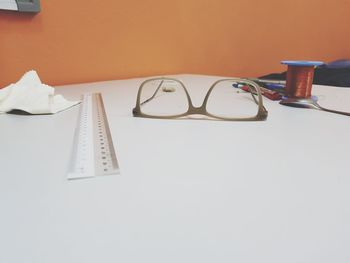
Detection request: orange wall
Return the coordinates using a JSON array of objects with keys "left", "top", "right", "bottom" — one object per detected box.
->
[{"left": 1, "top": 0, "right": 350, "bottom": 87}]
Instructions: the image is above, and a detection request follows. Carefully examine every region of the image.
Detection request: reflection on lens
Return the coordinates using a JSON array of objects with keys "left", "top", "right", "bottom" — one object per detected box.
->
[
  {"left": 206, "top": 80, "right": 259, "bottom": 118},
  {"left": 140, "top": 79, "right": 189, "bottom": 116}
]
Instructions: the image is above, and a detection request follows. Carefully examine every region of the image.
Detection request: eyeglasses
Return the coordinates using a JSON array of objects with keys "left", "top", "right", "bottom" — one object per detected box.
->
[{"left": 132, "top": 77, "right": 268, "bottom": 121}]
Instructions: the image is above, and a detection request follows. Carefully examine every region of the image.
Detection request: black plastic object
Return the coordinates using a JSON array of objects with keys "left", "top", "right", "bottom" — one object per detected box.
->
[{"left": 16, "top": 0, "right": 40, "bottom": 13}]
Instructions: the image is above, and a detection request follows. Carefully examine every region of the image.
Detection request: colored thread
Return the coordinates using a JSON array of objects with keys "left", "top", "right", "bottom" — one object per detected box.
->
[
  {"left": 285, "top": 65, "right": 315, "bottom": 98},
  {"left": 281, "top": 61, "right": 323, "bottom": 99}
]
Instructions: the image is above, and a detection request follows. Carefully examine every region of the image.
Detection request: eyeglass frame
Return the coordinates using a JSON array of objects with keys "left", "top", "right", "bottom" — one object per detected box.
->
[{"left": 132, "top": 77, "right": 268, "bottom": 121}]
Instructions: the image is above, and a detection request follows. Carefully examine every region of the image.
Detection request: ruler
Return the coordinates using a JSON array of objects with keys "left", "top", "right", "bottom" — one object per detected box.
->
[{"left": 68, "top": 93, "right": 119, "bottom": 180}]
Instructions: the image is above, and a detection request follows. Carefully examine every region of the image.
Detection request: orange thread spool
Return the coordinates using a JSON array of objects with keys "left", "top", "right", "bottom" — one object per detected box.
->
[{"left": 282, "top": 61, "right": 323, "bottom": 99}]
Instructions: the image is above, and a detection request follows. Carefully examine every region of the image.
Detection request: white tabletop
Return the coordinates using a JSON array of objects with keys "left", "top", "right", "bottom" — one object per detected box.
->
[{"left": 1, "top": 74, "right": 349, "bottom": 263}]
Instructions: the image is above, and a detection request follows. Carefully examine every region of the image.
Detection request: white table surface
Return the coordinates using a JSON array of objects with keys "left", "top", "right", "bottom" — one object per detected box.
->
[{"left": 0, "top": 74, "right": 349, "bottom": 263}]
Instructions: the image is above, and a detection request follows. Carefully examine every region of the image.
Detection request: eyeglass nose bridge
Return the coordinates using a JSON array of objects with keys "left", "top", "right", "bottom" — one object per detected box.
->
[{"left": 188, "top": 103, "right": 207, "bottom": 115}]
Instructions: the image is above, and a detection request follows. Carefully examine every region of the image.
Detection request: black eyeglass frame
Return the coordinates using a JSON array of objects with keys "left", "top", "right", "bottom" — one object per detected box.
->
[{"left": 132, "top": 77, "right": 268, "bottom": 121}]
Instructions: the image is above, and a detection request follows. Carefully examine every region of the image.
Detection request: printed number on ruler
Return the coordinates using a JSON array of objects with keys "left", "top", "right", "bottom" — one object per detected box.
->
[{"left": 68, "top": 93, "right": 119, "bottom": 179}]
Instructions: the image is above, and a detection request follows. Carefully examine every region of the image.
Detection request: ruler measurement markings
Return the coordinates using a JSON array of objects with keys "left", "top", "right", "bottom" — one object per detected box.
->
[{"left": 67, "top": 93, "right": 119, "bottom": 180}]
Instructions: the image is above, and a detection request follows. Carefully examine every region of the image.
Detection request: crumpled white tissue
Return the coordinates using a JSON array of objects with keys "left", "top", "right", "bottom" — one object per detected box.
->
[{"left": 0, "top": 70, "right": 80, "bottom": 114}]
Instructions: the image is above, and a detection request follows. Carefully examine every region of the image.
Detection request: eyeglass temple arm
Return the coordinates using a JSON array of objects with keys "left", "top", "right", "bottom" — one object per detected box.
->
[
  {"left": 237, "top": 81, "right": 260, "bottom": 105},
  {"left": 240, "top": 81, "right": 268, "bottom": 114},
  {"left": 249, "top": 84, "right": 267, "bottom": 112},
  {"left": 140, "top": 80, "right": 164, "bottom": 106},
  {"left": 242, "top": 82, "right": 266, "bottom": 109}
]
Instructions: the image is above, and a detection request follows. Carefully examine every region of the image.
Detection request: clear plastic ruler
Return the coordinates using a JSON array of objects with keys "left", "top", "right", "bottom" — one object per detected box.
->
[{"left": 68, "top": 93, "right": 119, "bottom": 180}]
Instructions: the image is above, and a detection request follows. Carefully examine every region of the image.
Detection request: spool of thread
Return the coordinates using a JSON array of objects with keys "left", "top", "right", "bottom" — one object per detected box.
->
[{"left": 281, "top": 61, "right": 323, "bottom": 98}]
